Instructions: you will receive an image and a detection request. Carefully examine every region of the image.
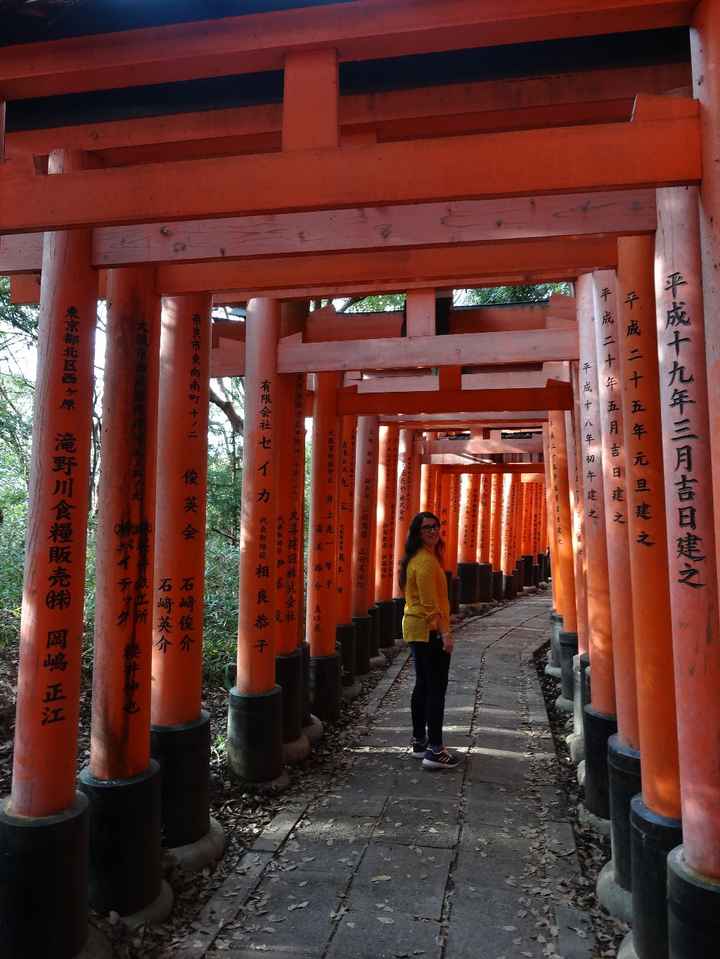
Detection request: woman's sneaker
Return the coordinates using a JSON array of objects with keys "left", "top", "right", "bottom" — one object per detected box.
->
[
  {"left": 411, "top": 737, "right": 428, "bottom": 758},
  {"left": 422, "top": 747, "right": 461, "bottom": 770}
]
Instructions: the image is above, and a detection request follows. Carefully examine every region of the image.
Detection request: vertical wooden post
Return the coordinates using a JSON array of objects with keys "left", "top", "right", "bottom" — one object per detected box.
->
[
  {"left": 150, "top": 293, "right": 221, "bottom": 858},
  {"left": 458, "top": 473, "right": 481, "bottom": 603},
  {"left": 576, "top": 272, "right": 617, "bottom": 825},
  {"left": 274, "top": 348, "right": 310, "bottom": 760},
  {"left": 543, "top": 430, "right": 561, "bottom": 619},
  {"left": 419, "top": 462, "right": 432, "bottom": 513},
  {"left": 655, "top": 187, "right": 720, "bottom": 950},
  {"left": 352, "top": 415, "right": 380, "bottom": 670},
  {"left": 336, "top": 413, "right": 359, "bottom": 671},
  {"left": 306, "top": 372, "right": 342, "bottom": 719},
  {"left": 2, "top": 148, "right": 98, "bottom": 958},
  {"left": 446, "top": 472, "right": 461, "bottom": 573},
  {"left": 393, "top": 428, "right": 415, "bottom": 639},
  {"left": 567, "top": 371, "right": 590, "bottom": 658},
  {"left": 375, "top": 424, "right": 399, "bottom": 648},
  {"left": 79, "top": 265, "right": 169, "bottom": 918},
  {"left": 227, "top": 298, "right": 285, "bottom": 785},
  {"left": 489, "top": 473, "right": 504, "bottom": 600},
  {"left": 408, "top": 431, "right": 422, "bottom": 517},
  {"left": 613, "top": 234, "right": 683, "bottom": 958}
]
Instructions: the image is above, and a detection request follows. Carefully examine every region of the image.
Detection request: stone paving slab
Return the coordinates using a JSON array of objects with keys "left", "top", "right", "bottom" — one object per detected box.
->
[{"left": 190, "top": 595, "right": 596, "bottom": 959}]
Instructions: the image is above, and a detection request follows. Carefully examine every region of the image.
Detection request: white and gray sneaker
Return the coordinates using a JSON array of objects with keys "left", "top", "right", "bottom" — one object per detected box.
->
[{"left": 422, "top": 747, "right": 461, "bottom": 770}]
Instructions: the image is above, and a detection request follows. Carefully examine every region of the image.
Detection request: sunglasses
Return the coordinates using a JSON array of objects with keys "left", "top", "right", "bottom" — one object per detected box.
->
[{"left": 421, "top": 523, "right": 440, "bottom": 532}]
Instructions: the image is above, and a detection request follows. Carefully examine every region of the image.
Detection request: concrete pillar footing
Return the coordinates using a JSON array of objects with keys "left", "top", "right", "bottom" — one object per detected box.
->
[
  {"left": 282, "top": 734, "right": 311, "bottom": 765},
  {"left": 554, "top": 694, "right": 573, "bottom": 713},
  {"left": 302, "top": 714, "right": 324, "bottom": 744},
  {"left": 120, "top": 879, "right": 174, "bottom": 931},
  {"left": 76, "top": 927, "right": 114, "bottom": 959},
  {"left": 596, "top": 860, "right": 634, "bottom": 923},
  {"left": 370, "top": 654, "right": 387, "bottom": 669},
  {"left": 617, "top": 931, "right": 638, "bottom": 959},
  {"left": 578, "top": 803, "right": 611, "bottom": 836},
  {"left": 566, "top": 732, "right": 585, "bottom": 764},
  {"left": 341, "top": 681, "right": 362, "bottom": 701},
  {"left": 577, "top": 760, "right": 586, "bottom": 788},
  {"left": 163, "top": 817, "right": 225, "bottom": 873},
  {"left": 545, "top": 664, "right": 561, "bottom": 679}
]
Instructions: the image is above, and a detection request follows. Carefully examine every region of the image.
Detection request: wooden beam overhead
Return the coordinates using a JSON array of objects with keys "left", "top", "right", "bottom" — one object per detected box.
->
[
  {"left": 4, "top": 63, "right": 689, "bottom": 160},
  {"left": 0, "top": 98, "right": 698, "bottom": 234},
  {"left": 278, "top": 327, "right": 578, "bottom": 374},
  {"left": 0, "top": 190, "right": 649, "bottom": 274},
  {"left": 158, "top": 237, "right": 615, "bottom": 297},
  {"left": 0, "top": 1, "right": 693, "bottom": 101},
  {"left": 434, "top": 463, "right": 545, "bottom": 474},
  {"left": 336, "top": 383, "right": 572, "bottom": 415},
  {"left": 430, "top": 439, "right": 544, "bottom": 454}
]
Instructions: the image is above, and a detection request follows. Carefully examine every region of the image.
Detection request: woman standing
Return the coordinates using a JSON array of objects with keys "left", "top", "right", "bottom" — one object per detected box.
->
[{"left": 400, "top": 512, "right": 460, "bottom": 770}]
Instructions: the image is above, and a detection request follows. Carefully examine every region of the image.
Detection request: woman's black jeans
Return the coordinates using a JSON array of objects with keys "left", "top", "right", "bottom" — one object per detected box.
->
[{"left": 410, "top": 631, "right": 451, "bottom": 750}]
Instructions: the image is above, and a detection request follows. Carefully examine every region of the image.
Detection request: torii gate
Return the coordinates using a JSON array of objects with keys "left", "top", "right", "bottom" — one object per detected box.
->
[{"left": 1, "top": 3, "right": 720, "bottom": 959}]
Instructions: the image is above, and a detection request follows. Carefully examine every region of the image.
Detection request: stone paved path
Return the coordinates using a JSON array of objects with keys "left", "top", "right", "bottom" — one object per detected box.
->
[{"left": 177, "top": 594, "right": 595, "bottom": 959}]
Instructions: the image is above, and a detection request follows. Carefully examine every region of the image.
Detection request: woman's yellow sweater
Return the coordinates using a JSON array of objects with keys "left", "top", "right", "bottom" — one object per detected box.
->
[{"left": 401, "top": 546, "right": 450, "bottom": 643}]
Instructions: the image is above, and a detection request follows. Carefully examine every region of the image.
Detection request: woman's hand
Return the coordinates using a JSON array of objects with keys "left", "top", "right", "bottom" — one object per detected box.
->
[{"left": 442, "top": 633, "right": 454, "bottom": 654}]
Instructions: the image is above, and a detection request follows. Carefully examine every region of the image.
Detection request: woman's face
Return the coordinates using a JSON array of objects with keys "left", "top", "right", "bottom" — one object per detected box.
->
[{"left": 420, "top": 516, "right": 440, "bottom": 548}]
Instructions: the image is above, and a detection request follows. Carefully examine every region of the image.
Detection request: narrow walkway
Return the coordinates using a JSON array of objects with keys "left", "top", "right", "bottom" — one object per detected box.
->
[{"left": 178, "top": 595, "right": 594, "bottom": 959}]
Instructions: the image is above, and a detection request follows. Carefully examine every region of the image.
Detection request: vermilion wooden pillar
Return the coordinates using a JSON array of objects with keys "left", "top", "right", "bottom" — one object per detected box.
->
[
  {"left": 576, "top": 272, "right": 617, "bottom": 827},
  {"left": 457, "top": 473, "right": 481, "bottom": 603},
  {"left": 489, "top": 472, "right": 504, "bottom": 600},
  {"left": 306, "top": 372, "right": 342, "bottom": 719},
  {"left": 419, "top": 461, "right": 432, "bottom": 513},
  {"left": 614, "top": 235, "right": 682, "bottom": 959},
  {"left": 149, "top": 293, "right": 223, "bottom": 861},
  {"left": 274, "top": 304, "right": 311, "bottom": 760},
  {"left": 393, "top": 428, "right": 415, "bottom": 634},
  {"left": 374, "top": 424, "right": 399, "bottom": 648},
  {"left": 542, "top": 429, "right": 561, "bottom": 621},
  {"left": 78, "top": 266, "right": 170, "bottom": 919},
  {"left": 446, "top": 473, "right": 461, "bottom": 572},
  {"left": 351, "top": 414, "right": 380, "bottom": 670},
  {"left": 228, "top": 298, "right": 285, "bottom": 785},
  {"left": 2, "top": 150, "right": 98, "bottom": 959},
  {"left": 655, "top": 186, "right": 720, "bottom": 952},
  {"left": 591, "top": 269, "right": 642, "bottom": 918},
  {"left": 438, "top": 472, "right": 452, "bottom": 567},
  {"left": 336, "top": 413, "right": 360, "bottom": 697},
  {"left": 548, "top": 410, "right": 578, "bottom": 635}
]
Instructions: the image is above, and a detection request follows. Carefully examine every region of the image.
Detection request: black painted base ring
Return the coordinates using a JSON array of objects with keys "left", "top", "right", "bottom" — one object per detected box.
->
[
  {"left": 78, "top": 761, "right": 162, "bottom": 916},
  {"left": 559, "top": 631, "right": 578, "bottom": 701},
  {"left": 392, "top": 597, "right": 405, "bottom": 641},
  {"left": 582, "top": 705, "right": 618, "bottom": 821},
  {"left": 368, "top": 605, "right": 380, "bottom": 658},
  {"left": 151, "top": 711, "right": 211, "bottom": 848},
  {"left": 309, "top": 653, "right": 342, "bottom": 722},
  {"left": 0, "top": 792, "right": 89, "bottom": 959},
  {"left": 630, "top": 796, "right": 682, "bottom": 959},
  {"left": 275, "top": 646, "right": 304, "bottom": 743},
  {"left": 491, "top": 570, "right": 505, "bottom": 602},
  {"left": 376, "top": 600, "right": 396, "bottom": 649},
  {"left": 335, "top": 622, "right": 357, "bottom": 687},
  {"left": 668, "top": 845, "right": 720, "bottom": 959},
  {"left": 608, "top": 734, "right": 642, "bottom": 892},
  {"left": 477, "top": 563, "right": 493, "bottom": 602},
  {"left": 227, "top": 684, "right": 284, "bottom": 784},
  {"left": 457, "top": 562, "right": 480, "bottom": 603},
  {"left": 352, "top": 615, "right": 371, "bottom": 676}
]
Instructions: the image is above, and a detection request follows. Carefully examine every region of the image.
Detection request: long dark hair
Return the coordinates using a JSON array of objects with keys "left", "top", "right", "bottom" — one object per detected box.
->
[{"left": 398, "top": 511, "right": 444, "bottom": 590}]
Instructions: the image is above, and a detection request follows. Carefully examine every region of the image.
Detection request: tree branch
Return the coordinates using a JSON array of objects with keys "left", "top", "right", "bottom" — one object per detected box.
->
[{"left": 209, "top": 383, "right": 244, "bottom": 434}]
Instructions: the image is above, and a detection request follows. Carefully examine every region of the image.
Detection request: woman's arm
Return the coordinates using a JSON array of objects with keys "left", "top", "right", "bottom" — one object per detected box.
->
[{"left": 415, "top": 557, "right": 443, "bottom": 630}]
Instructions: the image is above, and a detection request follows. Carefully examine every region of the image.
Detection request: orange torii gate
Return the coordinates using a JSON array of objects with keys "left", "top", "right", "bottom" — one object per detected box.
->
[{"left": 2, "top": 4, "right": 720, "bottom": 959}]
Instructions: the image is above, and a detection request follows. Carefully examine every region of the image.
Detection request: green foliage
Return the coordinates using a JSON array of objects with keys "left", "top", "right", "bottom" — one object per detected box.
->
[{"left": 454, "top": 282, "right": 572, "bottom": 306}]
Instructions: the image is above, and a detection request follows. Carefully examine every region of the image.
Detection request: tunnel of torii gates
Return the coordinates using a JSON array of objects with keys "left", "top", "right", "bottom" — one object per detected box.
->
[{"left": 3, "top": 2, "right": 720, "bottom": 959}]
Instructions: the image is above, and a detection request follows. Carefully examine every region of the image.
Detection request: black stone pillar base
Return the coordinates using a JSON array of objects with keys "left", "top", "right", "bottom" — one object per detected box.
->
[
  {"left": 0, "top": 792, "right": 90, "bottom": 959},
  {"left": 393, "top": 597, "right": 405, "bottom": 641},
  {"left": 608, "top": 735, "right": 642, "bottom": 893},
  {"left": 532, "top": 563, "right": 541, "bottom": 586},
  {"left": 352, "top": 615, "right": 371, "bottom": 677},
  {"left": 566, "top": 652, "right": 589, "bottom": 764},
  {"left": 458, "top": 562, "right": 480, "bottom": 603},
  {"left": 78, "top": 761, "right": 165, "bottom": 917},
  {"left": 150, "top": 711, "right": 210, "bottom": 848},
  {"left": 301, "top": 640, "right": 312, "bottom": 726},
  {"left": 276, "top": 647, "right": 304, "bottom": 744},
  {"left": 514, "top": 560, "right": 526, "bottom": 588},
  {"left": 492, "top": 570, "right": 505, "bottom": 601},
  {"left": 668, "top": 845, "right": 720, "bottom": 959},
  {"left": 582, "top": 705, "right": 618, "bottom": 822},
  {"left": 559, "top": 631, "right": 578, "bottom": 701},
  {"left": 368, "top": 605, "right": 380, "bottom": 658},
  {"left": 522, "top": 555, "right": 534, "bottom": 585},
  {"left": 227, "top": 684, "right": 285, "bottom": 785},
  {"left": 450, "top": 575, "right": 461, "bottom": 613},
  {"left": 309, "top": 653, "right": 342, "bottom": 722},
  {"left": 505, "top": 572, "right": 518, "bottom": 599},
  {"left": 336, "top": 622, "right": 357, "bottom": 687},
  {"left": 626, "top": 796, "right": 682, "bottom": 959},
  {"left": 477, "top": 563, "right": 493, "bottom": 602},
  {"left": 376, "top": 600, "right": 396, "bottom": 649}
]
